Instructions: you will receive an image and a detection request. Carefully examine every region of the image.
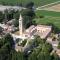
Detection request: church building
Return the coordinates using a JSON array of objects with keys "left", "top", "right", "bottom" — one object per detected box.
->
[{"left": 18, "top": 14, "right": 52, "bottom": 39}]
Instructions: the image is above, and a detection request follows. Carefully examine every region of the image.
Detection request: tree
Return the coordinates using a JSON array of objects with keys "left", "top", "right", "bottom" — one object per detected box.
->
[
  {"left": 28, "top": 51, "right": 37, "bottom": 60},
  {"left": 4, "top": 9, "right": 8, "bottom": 21},
  {"left": 17, "top": 52, "right": 25, "bottom": 60},
  {"left": 52, "top": 52, "right": 60, "bottom": 60},
  {"left": 33, "top": 35, "right": 45, "bottom": 46},
  {"left": 25, "top": 2, "right": 34, "bottom": 9},
  {"left": 44, "top": 43, "right": 53, "bottom": 53},
  {"left": 13, "top": 19, "right": 19, "bottom": 27},
  {"left": 32, "top": 20, "right": 37, "bottom": 25},
  {"left": 0, "top": 33, "right": 14, "bottom": 60},
  {"left": 23, "top": 16, "right": 32, "bottom": 28},
  {"left": 28, "top": 35, "right": 53, "bottom": 60},
  {"left": 46, "top": 23, "right": 60, "bottom": 33},
  {"left": 57, "top": 42, "right": 60, "bottom": 49},
  {"left": 11, "top": 51, "right": 25, "bottom": 60},
  {"left": 11, "top": 50, "right": 17, "bottom": 60},
  {"left": 0, "top": 27, "right": 3, "bottom": 33},
  {"left": 0, "top": 11, "right": 4, "bottom": 22},
  {"left": 4, "top": 33, "right": 14, "bottom": 45},
  {"left": 13, "top": 10, "right": 20, "bottom": 20},
  {"left": 21, "top": 9, "right": 35, "bottom": 18},
  {"left": 16, "top": 3, "right": 23, "bottom": 7},
  {"left": 21, "top": 9, "right": 35, "bottom": 28},
  {"left": 37, "top": 52, "right": 51, "bottom": 60},
  {"left": 4, "top": 9, "right": 16, "bottom": 21},
  {"left": 8, "top": 9, "right": 15, "bottom": 19},
  {"left": 0, "top": 42, "right": 11, "bottom": 60}
]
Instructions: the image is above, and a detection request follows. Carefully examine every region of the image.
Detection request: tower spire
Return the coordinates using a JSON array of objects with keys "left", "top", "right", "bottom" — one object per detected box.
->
[{"left": 19, "top": 14, "right": 23, "bottom": 36}]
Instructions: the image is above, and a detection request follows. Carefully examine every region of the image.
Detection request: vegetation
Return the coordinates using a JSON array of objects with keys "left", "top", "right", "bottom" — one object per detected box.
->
[
  {"left": 57, "top": 42, "right": 60, "bottom": 49},
  {"left": 0, "top": 1, "right": 60, "bottom": 60},
  {"left": 11, "top": 51, "right": 26, "bottom": 60},
  {"left": 0, "top": 0, "right": 59, "bottom": 6},
  {"left": 13, "top": 19, "right": 19, "bottom": 27},
  {"left": 52, "top": 52, "right": 60, "bottom": 60},
  {"left": 36, "top": 10, "right": 60, "bottom": 17},
  {"left": 4, "top": 9, "right": 16, "bottom": 21},
  {"left": 0, "top": 9, "right": 19, "bottom": 23},
  {"left": 13, "top": 10, "right": 20, "bottom": 20},
  {"left": 34, "top": 10, "right": 60, "bottom": 33},
  {"left": 0, "top": 12, "right": 4, "bottom": 22},
  {"left": 0, "top": 33, "right": 26, "bottom": 60},
  {"left": 0, "top": 33, "right": 14, "bottom": 60},
  {"left": 25, "top": 2, "right": 34, "bottom": 9},
  {"left": 0, "top": 34, "right": 59, "bottom": 60},
  {"left": 21, "top": 8, "right": 35, "bottom": 29},
  {"left": 28, "top": 36, "right": 58, "bottom": 60},
  {"left": 20, "top": 40, "right": 27, "bottom": 47}
]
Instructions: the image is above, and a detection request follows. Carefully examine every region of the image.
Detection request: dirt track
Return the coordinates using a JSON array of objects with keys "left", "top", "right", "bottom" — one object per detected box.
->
[
  {"left": 42, "top": 4, "right": 60, "bottom": 12},
  {"left": 36, "top": 1, "right": 60, "bottom": 12},
  {"left": 36, "top": 1, "right": 60, "bottom": 9}
]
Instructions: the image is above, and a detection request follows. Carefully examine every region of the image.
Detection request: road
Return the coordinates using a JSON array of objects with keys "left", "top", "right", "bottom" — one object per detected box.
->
[{"left": 0, "top": 5, "right": 26, "bottom": 12}]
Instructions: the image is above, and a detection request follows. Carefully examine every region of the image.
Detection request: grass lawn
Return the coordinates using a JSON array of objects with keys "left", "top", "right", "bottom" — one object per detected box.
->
[
  {"left": 0, "top": 0, "right": 60, "bottom": 6},
  {"left": 34, "top": 10, "right": 60, "bottom": 33}
]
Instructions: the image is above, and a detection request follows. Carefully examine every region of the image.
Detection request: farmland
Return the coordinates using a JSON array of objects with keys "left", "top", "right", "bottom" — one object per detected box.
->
[
  {"left": 34, "top": 10, "right": 60, "bottom": 33},
  {"left": 36, "top": 10, "right": 60, "bottom": 17},
  {"left": 38, "top": 4, "right": 60, "bottom": 12},
  {"left": 0, "top": 0, "right": 60, "bottom": 6}
]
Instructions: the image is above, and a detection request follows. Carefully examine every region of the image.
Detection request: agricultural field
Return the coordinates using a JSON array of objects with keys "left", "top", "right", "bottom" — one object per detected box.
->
[
  {"left": 34, "top": 10, "right": 60, "bottom": 33},
  {"left": 36, "top": 10, "right": 60, "bottom": 17},
  {"left": 0, "top": 0, "right": 60, "bottom": 6},
  {"left": 40, "top": 4, "right": 60, "bottom": 12}
]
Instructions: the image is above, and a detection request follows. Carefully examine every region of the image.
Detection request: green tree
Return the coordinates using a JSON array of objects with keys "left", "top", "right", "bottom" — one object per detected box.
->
[
  {"left": 13, "top": 19, "right": 19, "bottom": 27},
  {"left": 57, "top": 42, "right": 60, "bottom": 49},
  {"left": 21, "top": 9, "right": 35, "bottom": 28},
  {"left": 4, "top": 33, "right": 14, "bottom": 47},
  {"left": 23, "top": 16, "right": 32, "bottom": 28},
  {"left": 28, "top": 51, "right": 37, "bottom": 60},
  {"left": 13, "top": 10, "right": 20, "bottom": 20},
  {"left": 34, "top": 35, "right": 45, "bottom": 46},
  {"left": 4, "top": 9, "right": 8, "bottom": 21},
  {"left": 37, "top": 52, "right": 51, "bottom": 60},
  {"left": 25, "top": 2, "right": 34, "bottom": 9},
  {"left": 21, "top": 9, "right": 35, "bottom": 18},
  {"left": 52, "top": 52, "right": 60, "bottom": 60},
  {"left": 28, "top": 35, "right": 53, "bottom": 60},
  {"left": 11, "top": 51, "right": 25, "bottom": 60},
  {"left": 0, "top": 11, "right": 4, "bottom": 22},
  {"left": 43, "top": 43, "right": 53, "bottom": 53},
  {"left": 0, "top": 34, "right": 14, "bottom": 60},
  {"left": 8, "top": 9, "right": 15, "bottom": 19}
]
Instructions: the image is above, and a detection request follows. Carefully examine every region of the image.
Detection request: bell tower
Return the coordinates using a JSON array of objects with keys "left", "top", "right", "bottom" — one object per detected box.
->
[{"left": 19, "top": 14, "right": 23, "bottom": 36}]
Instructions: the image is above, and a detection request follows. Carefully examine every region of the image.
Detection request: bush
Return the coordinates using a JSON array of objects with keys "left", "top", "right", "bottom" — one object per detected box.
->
[
  {"left": 20, "top": 40, "right": 27, "bottom": 47},
  {"left": 39, "top": 16, "right": 44, "bottom": 18},
  {"left": 57, "top": 42, "right": 60, "bottom": 49}
]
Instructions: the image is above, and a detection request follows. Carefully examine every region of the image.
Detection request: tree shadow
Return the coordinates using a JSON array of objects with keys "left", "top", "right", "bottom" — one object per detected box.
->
[{"left": 46, "top": 23, "right": 60, "bottom": 34}]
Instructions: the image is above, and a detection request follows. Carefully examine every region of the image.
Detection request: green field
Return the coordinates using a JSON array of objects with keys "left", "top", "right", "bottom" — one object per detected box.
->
[
  {"left": 34, "top": 10, "right": 60, "bottom": 33},
  {"left": 36, "top": 10, "right": 60, "bottom": 17},
  {"left": 0, "top": 0, "right": 60, "bottom": 6}
]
